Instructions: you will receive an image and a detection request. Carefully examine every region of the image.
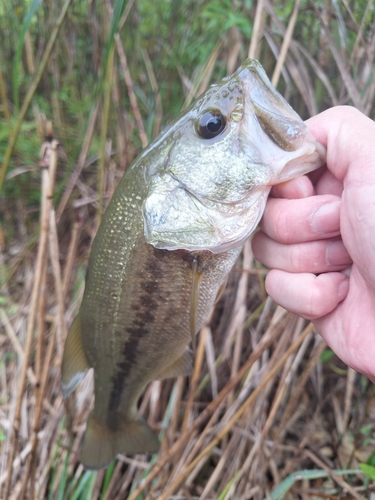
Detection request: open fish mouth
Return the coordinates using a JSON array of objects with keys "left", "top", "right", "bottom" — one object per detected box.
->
[{"left": 142, "top": 59, "right": 326, "bottom": 254}]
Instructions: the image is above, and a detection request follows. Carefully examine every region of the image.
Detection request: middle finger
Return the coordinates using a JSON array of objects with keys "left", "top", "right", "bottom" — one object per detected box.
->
[{"left": 252, "top": 232, "right": 352, "bottom": 274}]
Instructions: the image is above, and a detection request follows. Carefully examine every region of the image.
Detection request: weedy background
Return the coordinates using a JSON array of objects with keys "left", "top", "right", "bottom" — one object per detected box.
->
[{"left": 1, "top": 0, "right": 375, "bottom": 499}]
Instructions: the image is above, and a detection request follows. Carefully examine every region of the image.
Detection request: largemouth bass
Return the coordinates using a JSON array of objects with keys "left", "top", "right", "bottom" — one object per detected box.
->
[{"left": 62, "top": 59, "right": 325, "bottom": 469}]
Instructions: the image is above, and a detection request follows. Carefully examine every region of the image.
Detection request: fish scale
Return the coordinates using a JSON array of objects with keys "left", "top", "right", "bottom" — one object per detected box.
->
[{"left": 61, "top": 59, "right": 326, "bottom": 469}]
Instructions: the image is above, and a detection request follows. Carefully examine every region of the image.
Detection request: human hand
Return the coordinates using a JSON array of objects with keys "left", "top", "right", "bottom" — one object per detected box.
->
[{"left": 252, "top": 106, "right": 375, "bottom": 382}]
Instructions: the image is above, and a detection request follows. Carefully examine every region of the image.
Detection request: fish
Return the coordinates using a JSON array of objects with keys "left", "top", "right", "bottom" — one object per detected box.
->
[{"left": 61, "top": 59, "right": 326, "bottom": 470}]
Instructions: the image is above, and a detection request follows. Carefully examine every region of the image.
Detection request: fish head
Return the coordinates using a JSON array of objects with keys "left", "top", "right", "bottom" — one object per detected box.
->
[{"left": 143, "top": 59, "right": 326, "bottom": 253}]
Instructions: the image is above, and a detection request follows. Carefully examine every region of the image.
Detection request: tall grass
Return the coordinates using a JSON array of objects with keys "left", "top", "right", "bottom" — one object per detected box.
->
[{"left": 1, "top": 0, "right": 375, "bottom": 498}]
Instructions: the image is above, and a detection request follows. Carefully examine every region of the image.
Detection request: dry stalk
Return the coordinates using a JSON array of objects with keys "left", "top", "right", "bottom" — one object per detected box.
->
[
  {"left": 24, "top": 31, "right": 35, "bottom": 74},
  {"left": 118, "top": 0, "right": 135, "bottom": 29},
  {"left": 3, "top": 137, "right": 60, "bottom": 498},
  {"left": 248, "top": 0, "right": 267, "bottom": 59},
  {"left": 260, "top": 323, "right": 310, "bottom": 441},
  {"left": 342, "top": 367, "right": 357, "bottom": 435},
  {"left": 156, "top": 323, "right": 314, "bottom": 500},
  {"left": 263, "top": 6, "right": 317, "bottom": 115},
  {"left": 293, "top": 41, "right": 338, "bottom": 105},
  {"left": 97, "top": 43, "right": 115, "bottom": 222},
  {"left": 182, "top": 40, "right": 223, "bottom": 109},
  {"left": 279, "top": 336, "right": 326, "bottom": 435},
  {"left": 304, "top": 449, "right": 365, "bottom": 500},
  {"left": 232, "top": 441, "right": 261, "bottom": 497},
  {"left": 35, "top": 255, "right": 47, "bottom": 412},
  {"left": 126, "top": 315, "right": 289, "bottom": 500},
  {"left": 49, "top": 210, "right": 67, "bottom": 358},
  {"left": 349, "top": 0, "right": 373, "bottom": 65},
  {"left": 203, "top": 326, "right": 218, "bottom": 398},
  {"left": 228, "top": 242, "right": 252, "bottom": 404},
  {"left": 17, "top": 139, "right": 60, "bottom": 500},
  {"left": 181, "top": 325, "right": 207, "bottom": 432},
  {"left": 0, "top": 309, "right": 36, "bottom": 386},
  {"left": 0, "top": 51, "right": 10, "bottom": 121},
  {"left": 199, "top": 438, "right": 239, "bottom": 500},
  {"left": 141, "top": 48, "right": 163, "bottom": 138},
  {"left": 102, "top": 461, "right": 123, "bottom": 500},
  {"left": 227, "top": 26, "right": 242, "bottom": 75},
  {"left": 309, "top": 0, "right": 364, "bottom": 111},
  {"left": 271, "top": 0, "right": 301, "bottom": 87},
  {"left": 56, "top": 103, "right": 99, "bottom": 221},
  {"left": 114, "top": 34, "right": 148, "bottom": 148},
  {"left": 195, "top": 43, "right": 222, "bottom": 98},
  {"left": 167, "top": 377, "right": 185, "bottom": 439},
  {"left": 62, "top": 213, "right": 82, "bottom": 300}
]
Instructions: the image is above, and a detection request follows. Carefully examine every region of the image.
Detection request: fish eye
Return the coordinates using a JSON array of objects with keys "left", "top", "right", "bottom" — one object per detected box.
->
[{"left": 197, "top": 110, "right": 226, "bottom": 139}]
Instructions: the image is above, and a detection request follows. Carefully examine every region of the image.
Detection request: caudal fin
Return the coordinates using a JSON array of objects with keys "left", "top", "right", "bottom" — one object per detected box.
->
[{"left": 81, "top": 414, "right": 160, "bottom": 469}]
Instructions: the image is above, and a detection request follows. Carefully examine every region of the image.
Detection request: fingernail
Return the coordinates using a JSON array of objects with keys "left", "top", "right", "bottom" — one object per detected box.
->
[
  {"left": 311, "top": 200, "right": 341, "bottom": 234},
  {"left": 326, "top": 241, "right": 352, "bottom": 266}
]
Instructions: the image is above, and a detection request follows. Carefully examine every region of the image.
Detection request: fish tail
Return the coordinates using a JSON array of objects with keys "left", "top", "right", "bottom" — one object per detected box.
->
[{"left": 81, "top": 413, "right": 160, "bottom": 470}]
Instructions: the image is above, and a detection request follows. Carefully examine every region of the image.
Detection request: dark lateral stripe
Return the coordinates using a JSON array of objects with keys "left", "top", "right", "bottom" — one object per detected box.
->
[{"left": 106, "top": 251, "right": 166, "bottom": 429}]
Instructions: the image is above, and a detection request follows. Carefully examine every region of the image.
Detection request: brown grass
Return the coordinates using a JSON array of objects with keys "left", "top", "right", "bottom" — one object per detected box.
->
[{"left": 1, "top": 1, "right": 375, "bottom": 499}]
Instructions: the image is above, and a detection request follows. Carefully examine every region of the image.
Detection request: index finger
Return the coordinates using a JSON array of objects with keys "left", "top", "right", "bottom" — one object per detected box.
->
[{"left": 270, "top": 175, "right": 314, "bottom": 199}]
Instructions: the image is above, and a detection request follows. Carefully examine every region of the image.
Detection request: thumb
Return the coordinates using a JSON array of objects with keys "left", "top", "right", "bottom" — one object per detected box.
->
[{"left": 306, "top": 106, "right": 375, "bottom": 183}]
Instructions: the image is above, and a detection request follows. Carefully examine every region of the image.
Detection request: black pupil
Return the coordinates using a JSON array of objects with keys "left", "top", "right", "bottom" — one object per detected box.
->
[
  {"left": 197, "top": 111, "right": 226, "bottom": 139},
  {"left": 207, "top": 117, "right": 221, "bottom": 133}
]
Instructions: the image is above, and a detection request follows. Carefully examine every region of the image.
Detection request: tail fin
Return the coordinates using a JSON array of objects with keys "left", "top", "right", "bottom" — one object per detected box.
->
[{"left": 81, "top": 413, "right": 160, "bottom": 469}]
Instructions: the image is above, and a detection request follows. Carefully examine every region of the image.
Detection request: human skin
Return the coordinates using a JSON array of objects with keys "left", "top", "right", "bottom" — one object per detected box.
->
[{"left": 252, "top": 106, "right": 375, "bottom": 382}]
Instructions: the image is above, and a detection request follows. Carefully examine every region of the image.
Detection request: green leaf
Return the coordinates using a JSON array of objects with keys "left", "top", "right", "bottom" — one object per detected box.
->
[
  {"left": 70, "top": 471, "right": 96, "bottom": 500},
  {"left": 320, "top": 348, "right": 334, "bottom": 363},
  {"left": 359, "top": 463, "right": 375, "bottom": 481},
  {"left": 266, "top": 469, "right": 362, "bottom": 500},
  {"left": 217, "top": 473, "right": 239, "bottom": 500}
]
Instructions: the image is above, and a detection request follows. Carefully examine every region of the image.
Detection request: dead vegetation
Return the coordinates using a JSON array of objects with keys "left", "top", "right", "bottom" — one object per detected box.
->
[{"left": 1, "top": 0, "right": 375, "bottom": 498}]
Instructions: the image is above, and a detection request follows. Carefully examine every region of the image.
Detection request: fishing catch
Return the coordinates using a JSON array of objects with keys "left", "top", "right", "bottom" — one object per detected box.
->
[{"left": 62, "top": 59, "right": 326, "bottom": 469}]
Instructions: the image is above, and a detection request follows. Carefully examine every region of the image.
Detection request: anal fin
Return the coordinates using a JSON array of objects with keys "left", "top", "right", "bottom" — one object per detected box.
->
[
  {"left": 155, "top": 349, "right": 193, "bottom": 379},
  {"left": 61, "top": 314, "right": 90, "bottom": 398},
  {"left": 81, "top": 413, "right": 160, "bottom": 470}
]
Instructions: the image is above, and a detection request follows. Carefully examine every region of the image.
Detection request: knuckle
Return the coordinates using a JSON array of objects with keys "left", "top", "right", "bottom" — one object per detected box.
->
[
  {"left": 274, "top": 208, "right": 291, "bottom": 243},
  {"left": 305, "top": 276, "right": 336, "bottom": 319},
  {"left": 290, "top": 244, "right": 306, "bottom": 272}
]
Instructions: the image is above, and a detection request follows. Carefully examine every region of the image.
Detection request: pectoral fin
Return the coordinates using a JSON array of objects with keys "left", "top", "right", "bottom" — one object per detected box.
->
[
  {"left": 190, "top": 256, "right": 202, "bottom": 350},
  {"left": 61, "top": 314, "right": 90, "bottom": 398},
  {"left": 81, "top": 413, "right": 159, "bottom": 470},
  {"left": 155, "top": 349, "right": 193, "bottom": 379}
]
